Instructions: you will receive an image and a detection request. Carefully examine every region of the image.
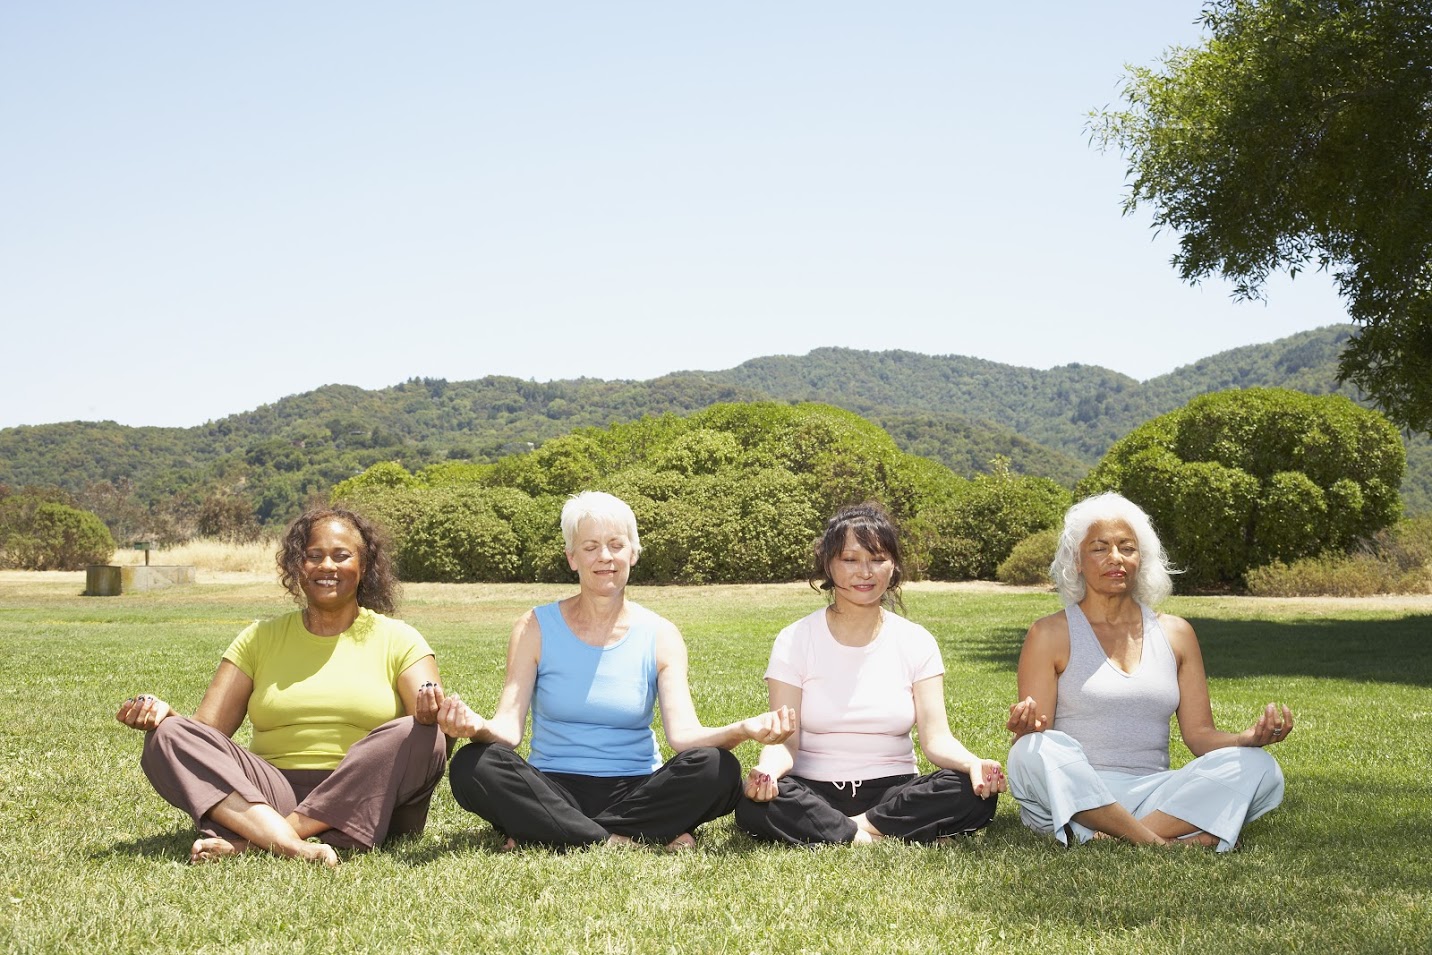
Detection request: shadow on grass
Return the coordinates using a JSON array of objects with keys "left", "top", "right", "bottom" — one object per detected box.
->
[
  {"left": 93, "top": 827, "right": 195, "bottom": 861},
  {"left": 386, "top": 827, "right": 508, "bottom": 865},
  {"left": 1191, "top": 614, "right": 1432, "bottom": 686},
  {"left": 953, "top": 614, "right": 1432, "bottom": 687}
]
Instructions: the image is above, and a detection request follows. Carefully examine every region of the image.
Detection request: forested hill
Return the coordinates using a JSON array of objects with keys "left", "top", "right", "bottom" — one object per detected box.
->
[
  {"left": 697, "top": 325, "right": 1362, "bottom": 462},
  {"left": 2, "top": 324, "right": 1428, "bottom": 524}
]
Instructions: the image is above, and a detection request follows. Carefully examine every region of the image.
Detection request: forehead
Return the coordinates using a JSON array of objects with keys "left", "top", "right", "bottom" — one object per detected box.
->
[
  {"left": 574, "top": 517, "right": 629, "bottom": 542},
  {"left": 839, "top": 528, "right": 885, "bottom": 554},
  {"left": 306, "top": 519, "right": 362, "bottom": 548},
  {"left": 1083, "top": 520, "right": 1136, "bottom": 545}
]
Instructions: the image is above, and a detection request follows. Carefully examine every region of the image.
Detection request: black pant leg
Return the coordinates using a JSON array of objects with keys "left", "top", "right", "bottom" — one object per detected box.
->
[
  {"left": 864, "top": 769, "right": 998, "bottom": 843},
  {"left": 593, "top": 747, "right": 741, "bottom": 843},
  {"left": 448, "top": 742, "right": 609, "bottom": 847},
  {"left": 735, "top": 775, "right": 862, "bottom": 845}
]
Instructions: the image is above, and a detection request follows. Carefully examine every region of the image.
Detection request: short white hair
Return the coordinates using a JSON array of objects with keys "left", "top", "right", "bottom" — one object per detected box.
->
[
  {"left": 560, "top": 491, "right": 642, "bottom": 559},
  {"left": 1050, "top": 492, "right": 1175, "bottom": 607}
]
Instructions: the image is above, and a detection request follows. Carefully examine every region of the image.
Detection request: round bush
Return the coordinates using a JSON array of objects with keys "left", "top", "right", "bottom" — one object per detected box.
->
[
  {"left": 997, "top": 527, "right": 1060, "bottom": 586},
  {"left": 2, "top": 502, "right": 115, "bottom": 571}
]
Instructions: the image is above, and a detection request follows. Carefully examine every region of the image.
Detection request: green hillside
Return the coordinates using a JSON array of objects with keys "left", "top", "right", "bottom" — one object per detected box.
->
[{"left": 2, "top": 324, "right": 1427, "bottom": 531}]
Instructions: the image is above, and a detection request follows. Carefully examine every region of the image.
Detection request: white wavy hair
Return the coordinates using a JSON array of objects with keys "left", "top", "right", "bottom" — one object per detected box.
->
[
  {"left": 560, "top": 491, "right": 642, "bottom": 560},
  {"left": 1050, "top": 492, "right": 1175, "bottom": 607}
]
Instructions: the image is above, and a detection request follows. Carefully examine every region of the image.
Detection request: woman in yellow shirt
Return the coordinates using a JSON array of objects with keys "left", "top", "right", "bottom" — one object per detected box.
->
[{"left": 116, "top": 507, "right": 446, "bottom": 866}]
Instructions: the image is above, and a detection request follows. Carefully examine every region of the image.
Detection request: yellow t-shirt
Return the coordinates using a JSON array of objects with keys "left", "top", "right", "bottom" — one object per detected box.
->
[{"left": 223, "top": 609, "right": 433, "bottom": 770}]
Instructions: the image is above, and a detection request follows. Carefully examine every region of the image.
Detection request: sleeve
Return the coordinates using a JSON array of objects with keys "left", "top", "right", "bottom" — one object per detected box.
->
[
  {"left": 908, "top": 622, "right": 944, "bottom": 683},
  {"left": 222, "top": 619, "right": 264, "bottom": 678},
  {"left": 764, "top": 620, "right": 805, "bottom": 688},
  {"left": 386, "top": 618, "right": 435, "bottom": 680}
]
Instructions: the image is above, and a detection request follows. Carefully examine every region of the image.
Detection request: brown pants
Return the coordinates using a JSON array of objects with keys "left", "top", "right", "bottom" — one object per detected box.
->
[{"left": 141, "top": 715, "right": 447, "bottom": 849}]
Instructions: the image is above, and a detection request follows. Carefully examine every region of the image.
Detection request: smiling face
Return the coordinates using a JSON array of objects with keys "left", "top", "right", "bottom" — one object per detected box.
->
[
  {"left": 827, "top": 530, "right": 895, "bottom": 610},
  {"left": 300, "top": 518, "right": 365, "bottom": 612},
  {"left": 1079, "top": 519, "right": 1140, "bottom": 597},
  {"left": 566, "top": 517, "right": 635, "bottom": 595}
]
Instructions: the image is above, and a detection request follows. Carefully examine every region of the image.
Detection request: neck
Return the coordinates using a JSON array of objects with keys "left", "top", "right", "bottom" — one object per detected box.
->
[
  {"left": 825, "top": 600, "right": 884, "bottom": 646},
  {"left": 564, "top": 590, "right": 628, "bottom": 644},
  {"left": 1078, "top": 591, "right": 1140, "bottom": 624},
  {"left": 304, "top": 601, "right": 360, "bottom": 637}
]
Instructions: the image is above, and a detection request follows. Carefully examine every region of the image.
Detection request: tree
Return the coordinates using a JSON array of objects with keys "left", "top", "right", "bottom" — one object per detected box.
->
[
  {"left": 1079, "top": 388, "right": 1404, "bottom": 588},
  {"left": 1093, "top": 0, "right": 1432, "bottom": 431},
  {"left": 0, "top": 496, "right": 115, "bottom": 570}
]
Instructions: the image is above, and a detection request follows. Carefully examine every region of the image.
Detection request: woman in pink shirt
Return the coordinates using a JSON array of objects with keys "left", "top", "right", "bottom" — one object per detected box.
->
[{"left": 736, "top": 502, "right": 1005, "bottom": 845}]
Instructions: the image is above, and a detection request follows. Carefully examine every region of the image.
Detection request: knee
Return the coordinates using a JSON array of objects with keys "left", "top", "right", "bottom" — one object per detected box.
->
[
  {"left": 1005, "top": 732, "right": 1045, "bottom": 783},
  {"left": 1238, "top": 746, "right": 1286, "bottom": 805},
  {"left": 141, "top": 715, "right": 203, "bottom": 763},
  {"left": 371, "top": 715, "right": 422, "bottom": 737},
  {"left": 451, "top": 742, "right": 518, "bottom": 784},
  {"left": 672, "top": 747, "right": 740, "bottom": 788},
  {"left": 733, "top": 795, "right": 767, "bottom": 835}
]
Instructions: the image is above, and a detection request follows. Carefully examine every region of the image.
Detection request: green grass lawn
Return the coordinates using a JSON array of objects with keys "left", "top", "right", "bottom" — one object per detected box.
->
[{"left": 1, "top": 575, "right": 1429, "bottom": 954}]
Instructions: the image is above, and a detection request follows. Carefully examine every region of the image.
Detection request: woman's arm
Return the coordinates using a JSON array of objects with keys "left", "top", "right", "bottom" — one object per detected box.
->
[
  {"left": 1166, "top": 614, "right": 1295, "bottom": 756},
  {"left": 655, "top": 621, "right": 795, "bottom": 752},
  {"left": 397, "top": 654, "right": 441, "bottom": 723},
  {"left": 744, "top": 679, "right": 802, "bottom": 802},
  {"left": 1006, "top": 612, "right": 1068, "bottom": 739},
  {"left": 914, "top": 675, "right": 1005, "bottom": 797},
  {"left": 436, "top": 611, "right": 541, "bottom": 748},
  {"left": 117, "top": 660, "right": 253, "bottom": 736}
]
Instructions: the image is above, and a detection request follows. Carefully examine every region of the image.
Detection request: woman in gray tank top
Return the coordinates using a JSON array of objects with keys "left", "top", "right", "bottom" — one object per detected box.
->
[{"left": 1003, "top": 492, "right": 1292, "bottom": 851}]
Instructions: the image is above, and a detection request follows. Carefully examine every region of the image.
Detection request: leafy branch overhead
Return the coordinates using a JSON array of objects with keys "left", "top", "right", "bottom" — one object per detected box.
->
[{"left": 1092, "top": 0, "right": 1432, "bottom": 432}]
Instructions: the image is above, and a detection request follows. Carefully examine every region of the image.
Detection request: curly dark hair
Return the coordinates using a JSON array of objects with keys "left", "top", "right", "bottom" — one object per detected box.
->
[
  {"left": 277, "top": 506, "right": 399, "bottom": 615},
  {"left": 810, "top": 501, "right": 906, "bottom": 614}
]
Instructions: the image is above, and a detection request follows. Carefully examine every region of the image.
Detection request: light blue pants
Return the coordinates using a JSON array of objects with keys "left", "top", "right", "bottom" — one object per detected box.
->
[{"left": 1006, "top": 730, "right": 1284, "bottom": 852}]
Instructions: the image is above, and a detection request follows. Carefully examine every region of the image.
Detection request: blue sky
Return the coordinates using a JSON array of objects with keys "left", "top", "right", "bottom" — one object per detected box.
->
[{"left": 1, "top": 3, "right": 1349, "bottom": 430}]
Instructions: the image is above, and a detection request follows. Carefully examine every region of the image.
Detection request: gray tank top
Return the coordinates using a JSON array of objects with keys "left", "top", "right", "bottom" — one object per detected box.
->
[{"left": 1055, "top": 602, "right": 1180, "bottom": 775}]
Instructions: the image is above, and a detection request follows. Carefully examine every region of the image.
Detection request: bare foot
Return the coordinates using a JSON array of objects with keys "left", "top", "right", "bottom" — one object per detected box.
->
[
  {"left": 665, "top": 833, "right": 696, "bottom": 852},
  {"left": 294, "top": 842, "right": 340, "bottom": 867},
  {"left": 499, "top": 837, "right": 518, "bottom": 852},
  {"left": 190, "top": 837, "right": 249, "bottom": 864},
  {"left": 1174, "top": 831, "right": 1221, "bottom": 848},
  {"left": 605, "top": 833, "right": 635, "bottom": 848},
  {"left": 850, "top": 813, "right": 884, "bottom": 844}
]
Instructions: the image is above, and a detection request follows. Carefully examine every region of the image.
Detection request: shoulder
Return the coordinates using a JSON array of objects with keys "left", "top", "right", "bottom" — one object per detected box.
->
[
  {"left": 365, "top": 610, "right": 429, "bottom": 649},
  {"left": 636, "top": 605, "right": 685, "bottom": 660},
  {"left": 1153, "top": 611, "right": 1199, "bottom": 657},
  {"left": 367, "top": 610, "right": 420, "bottom": 637},
  {"left": 1027, "top": 608, "right": 1070, "bottom": 641},
  {"left": 232, "top": 611, "right": 293, "bottom": 646},
  {"left": 775, "top": 608, "right": 824, "bottom": 646},
  {"left": 885, "top": 612, "right": 936, "bottom": 647},
  {"left": 1022, "top": 609, "right": 1071, "bottom": 660}
]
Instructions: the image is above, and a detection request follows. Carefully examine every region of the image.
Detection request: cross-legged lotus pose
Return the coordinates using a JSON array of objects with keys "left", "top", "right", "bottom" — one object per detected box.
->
[
  {"left": 735, "top": 502, "right": 1004, "bottom": 846},
  {"left": 115, "top": 507, "right": 447, "bottom": 866},
  {"left": 1005, "top": 492, "right": 1290, "bottom": 851},
  {"left": 438, "top": 491, "right": 795, "bottom": 850}
]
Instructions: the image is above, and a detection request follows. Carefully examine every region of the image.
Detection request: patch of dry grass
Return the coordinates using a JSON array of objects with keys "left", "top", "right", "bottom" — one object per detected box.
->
[{"left": 109, "top": 538, "right": 278, "bottom": 574}]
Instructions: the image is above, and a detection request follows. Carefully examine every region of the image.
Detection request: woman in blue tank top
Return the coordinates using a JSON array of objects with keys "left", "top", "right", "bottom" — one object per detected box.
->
[
  {"left": 1005, "top": 492, "right": 1293, "bottom": 851},
  {"left": 437, "top": 491, "right": 795, "bottom": 849}
]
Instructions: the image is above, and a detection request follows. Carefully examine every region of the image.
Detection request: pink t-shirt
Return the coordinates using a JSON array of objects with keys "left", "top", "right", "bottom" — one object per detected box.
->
[{"left": 765, "top": 608, "right": 944, "bottom": 781}]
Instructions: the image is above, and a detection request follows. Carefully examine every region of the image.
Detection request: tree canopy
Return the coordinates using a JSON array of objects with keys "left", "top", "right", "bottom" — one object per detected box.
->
[
  {"left": 1094, "top": 0, "right": 1432, "bottom": 432},
  {"left": 1079, "top": 388, "right": 1404, "bottom": 588}
]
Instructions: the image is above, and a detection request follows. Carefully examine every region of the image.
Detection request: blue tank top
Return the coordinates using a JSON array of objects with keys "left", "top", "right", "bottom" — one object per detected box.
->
[{"left": 528, "top": 601, "right": 662, "bottom": 776}]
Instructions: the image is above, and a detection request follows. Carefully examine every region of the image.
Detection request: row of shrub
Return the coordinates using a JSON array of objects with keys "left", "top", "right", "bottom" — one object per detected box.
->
[{"left": 334, "top": 402, "right": 1073, "bottom": 584}]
